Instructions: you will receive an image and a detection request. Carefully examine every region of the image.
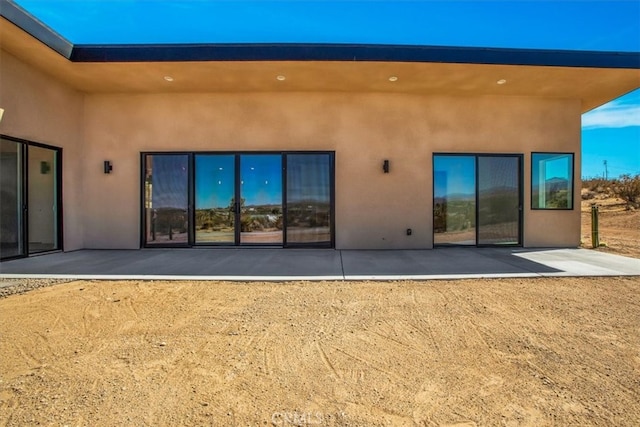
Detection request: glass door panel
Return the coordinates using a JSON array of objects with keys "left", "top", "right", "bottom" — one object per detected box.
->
[
  {"left": 433, "top": 156, "right": 476, "bottom": 245},
  {"left": 478, "top": 156, "right": 521, "bottom": 245},
  {"left": 0, "top": 139, "right": 24, "bottom": 258},
  {"left": 195, "top": 155, "right": 235, "bottom": 244},
  {"left": 144, "top": 154, "right": 190, "bottom": 246},
  {"left": 285, "top": 154, "right": 332, "bottom": 246},
  {"left": 240, "top": 154, "right": 283, "bottom": 244},
  {"left": 28, "top": 145, "right": 59, "bottom": 254}
]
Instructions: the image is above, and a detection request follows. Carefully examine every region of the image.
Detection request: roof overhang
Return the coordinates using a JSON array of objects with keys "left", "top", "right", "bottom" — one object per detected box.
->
[{"left": 1, "top": 0, "right": 638, "bottom": 112}]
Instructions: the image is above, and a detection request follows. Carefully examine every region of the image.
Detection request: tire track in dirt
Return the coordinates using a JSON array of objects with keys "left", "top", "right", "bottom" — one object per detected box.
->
[
  {"left": 2, "top": 278, "right": 640, "bottom": 425},
  {"left": 315, "top": 341, "right": 341, "bottom": 379},
  {"left": 332, "top": 347, "right": 405, "bottom": 384}
]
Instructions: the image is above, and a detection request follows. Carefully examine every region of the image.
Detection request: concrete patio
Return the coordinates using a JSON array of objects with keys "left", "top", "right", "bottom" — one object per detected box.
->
[{"left": 1, "top": 247, "right": 640, "bottom": 281}]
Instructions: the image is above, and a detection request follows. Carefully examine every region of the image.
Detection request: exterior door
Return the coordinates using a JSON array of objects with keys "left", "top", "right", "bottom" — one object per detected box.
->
[
  {"left": 0, "top": 138, "right": 24, "bottom": 258},
  {"left": 0, "top": 136, "right": 62, "bottom": 260},
  {"left": 284, "top": 153, "right": 333, "bottom": 247},
  {"left": 433, "top": 154, "right": 522, "bottom": 247},
  {"left": 143, "top": 154, "right": 191, "bottom": 247},
  {"left": 142, "top": 151, "right": 334, "bottom": 248},
  {"left": 28, "top": 144, "right": 60, "bottom": 254},
  {"left": 477, "top": 156, "right": 521, "bottom": 245},
  {"left": 195, "top": 154, "right": 236, "bottom": 244},
  {"left": 239, "top": 154, "right": 283, "bottom": 245}
]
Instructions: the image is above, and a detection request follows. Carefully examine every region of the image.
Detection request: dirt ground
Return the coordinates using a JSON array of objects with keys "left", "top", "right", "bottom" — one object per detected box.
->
[
  {"left": 581, "top": 194, "right": 640, "bottom": 259},
  {"left": 2, "top": 190, "right": 639, "bottom": 426},
  {"left": 1, "top": 276, "right": 640, "bottom": 426}
]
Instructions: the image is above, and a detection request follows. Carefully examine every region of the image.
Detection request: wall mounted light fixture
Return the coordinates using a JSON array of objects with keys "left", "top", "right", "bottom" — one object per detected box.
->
[
  {"left": 0, "top": 108, "right": 4, "bottom": 123},
  {"left": 383, "top": 159, "right": 390, "bottom": 173},
  {"left": 104, "top": 160, "right": 113, "bottom": 174}
]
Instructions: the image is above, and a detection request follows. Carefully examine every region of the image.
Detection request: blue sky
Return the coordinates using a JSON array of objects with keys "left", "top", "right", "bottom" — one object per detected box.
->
[{"left": 16, "top": 0, "right": 640, "bottom": 178}]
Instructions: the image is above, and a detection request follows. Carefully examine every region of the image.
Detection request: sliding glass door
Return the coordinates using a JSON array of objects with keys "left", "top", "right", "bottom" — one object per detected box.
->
[
  {"left": 28, "top": 145, "right": 60, "bottom": 253},
  {"left": 195, "top": 155, "right": 235, "bottom": 244},
  {"left": 240, "top": 154, "right": 283, "bottom": 244},
  {"left": 285, "top": 154, "right": 333, "bottom": 246},
  {"left": 143, "top": 154, "right": 190, "bottom": 246},
  {"left": 142, "top": 152, "right": 334, "bottom": 248},
  {"left": 0, "top": 139, "right": 24, "bottom": 258},
  {"left": 1, "top": 136, "right": 62, "bottom": 260},
  {"left": 477, "top": 156, "right": 521, "bottom": 245},
  {"left": 434, "top": 154, "right": 522, "bottom": 247},
  {"left": 433, "top": 155, "right": 477, "bottom": 245}
]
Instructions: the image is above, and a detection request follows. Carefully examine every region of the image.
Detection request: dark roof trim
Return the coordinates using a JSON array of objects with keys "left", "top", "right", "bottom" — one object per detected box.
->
[
  {"left": 69, "top": 43, "right": 640, "bottom": 68},
  {"left": 1, "top": 0, "right": 73, "bottom": 58},
  {"left": 2, "top": 0, "right": 639, "bottom": 69}
]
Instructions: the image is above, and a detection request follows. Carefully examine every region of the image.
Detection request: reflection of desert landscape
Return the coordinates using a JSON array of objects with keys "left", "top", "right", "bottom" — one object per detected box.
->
[
  {"left": 193, "top": 201, "right": 331, "bottom": 244},
  {"left": 146, "top": 208, "right": 189, "bottom": 244},
  {"left": 434, "top": 196, "right": 475, "bottom": 244},
  {"left": 434, "top": 190, "right": 519, "bottom": 245}
]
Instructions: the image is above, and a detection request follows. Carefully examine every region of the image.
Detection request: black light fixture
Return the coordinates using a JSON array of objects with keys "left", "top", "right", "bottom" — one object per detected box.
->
[
  {"left": 104, "top": 160, "right": 113, "bottom": 174},
  {"left": 383, "top": 159, "right": 390, "bottom": 173}
]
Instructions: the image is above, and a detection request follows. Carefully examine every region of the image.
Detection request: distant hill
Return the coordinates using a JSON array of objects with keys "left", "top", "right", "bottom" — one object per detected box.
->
[{"left": 532, "top": 177, "right": 569, "bottom": 191}]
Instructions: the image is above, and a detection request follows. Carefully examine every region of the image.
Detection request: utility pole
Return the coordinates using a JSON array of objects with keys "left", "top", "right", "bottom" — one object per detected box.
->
[{"left": 603, "top": 160, "right": 608, "bottom": 180}]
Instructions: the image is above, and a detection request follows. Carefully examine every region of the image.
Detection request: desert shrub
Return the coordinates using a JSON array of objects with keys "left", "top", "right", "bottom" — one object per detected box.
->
[
  {"left": 613, "top": 174, "right": 640, "bottom": 205},
  {"left": 582, "top": 177, "right": 614, "bottom": 195},
  {"left": 581, "top": 190, "right": 596, "bottom": 200}
]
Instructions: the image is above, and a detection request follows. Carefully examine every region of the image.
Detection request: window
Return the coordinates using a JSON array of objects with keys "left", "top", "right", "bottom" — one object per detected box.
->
[{"left": 531, "top": 153, "right": 573, "bottom": 209}]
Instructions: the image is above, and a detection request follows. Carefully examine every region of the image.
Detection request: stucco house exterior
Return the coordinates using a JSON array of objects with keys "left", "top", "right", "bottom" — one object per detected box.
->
[{"left": 1, "top": 1, "right": 639, "bottom": 260}]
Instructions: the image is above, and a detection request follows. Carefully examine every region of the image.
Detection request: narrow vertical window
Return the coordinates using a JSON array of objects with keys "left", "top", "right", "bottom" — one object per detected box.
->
[{"left": 532, "top": 153, "right": 574, "bottom": 209}]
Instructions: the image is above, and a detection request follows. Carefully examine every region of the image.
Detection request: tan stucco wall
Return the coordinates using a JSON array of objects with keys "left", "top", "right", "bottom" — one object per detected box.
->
[
  {"left": 0, "top": 51, "right": 85, "bottom": 250},
  {"left": 83, "top": 92, "right": 581, "bottom": 249},
  {"left": 0, "top": 49, "right": 581, "bottom": 250}
]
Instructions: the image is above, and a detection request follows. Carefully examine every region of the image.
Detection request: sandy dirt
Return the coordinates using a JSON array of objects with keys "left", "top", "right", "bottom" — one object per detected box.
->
[
  {"left": 1, "top": 189, "right": 639, "bottom": 426},
  {"left": 581, "top": 194, "right": 640, "bottom": 259},
  {"left": 1, "top": 276, "right": 640, "bottom": 426}
]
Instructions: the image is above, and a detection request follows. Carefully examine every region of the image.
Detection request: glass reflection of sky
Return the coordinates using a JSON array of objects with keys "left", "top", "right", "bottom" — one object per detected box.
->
[
  {"left": 434, "top": 156, "right": 475, "bottom": 198},
  {"left": 166, "top": 154, "right": 330, "bottom": 209},
  {"left": 532, "top": 154, "right": 572, "bottom": 184},
  {"left": 241, "top": 155, "right": 282, "bottom": 206},
  {"left": 195, "top": 155, "right": 235, "bottom": 209}
]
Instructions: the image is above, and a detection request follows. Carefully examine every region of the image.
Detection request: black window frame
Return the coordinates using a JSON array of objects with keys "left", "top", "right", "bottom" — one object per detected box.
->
[
  {"left": 530, "top": 152, "right": 575, "bottom": 210},
  {"left": 140, "top": 151, "right": 335, "bottom": 249}
]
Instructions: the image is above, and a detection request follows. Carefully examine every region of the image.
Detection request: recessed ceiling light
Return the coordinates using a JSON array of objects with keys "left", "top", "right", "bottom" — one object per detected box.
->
[
  {"left": 276, "top": 75, "right": 286, "bottom": 81},
  {"left": 388, "top": 76, "right": 398, "bottom": 82},
  {"left": 497, "top": 79, "right": 507, "bottom": 85},
  {"left": 164, "top": 76, "right": 174, "bottom": 82}
]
